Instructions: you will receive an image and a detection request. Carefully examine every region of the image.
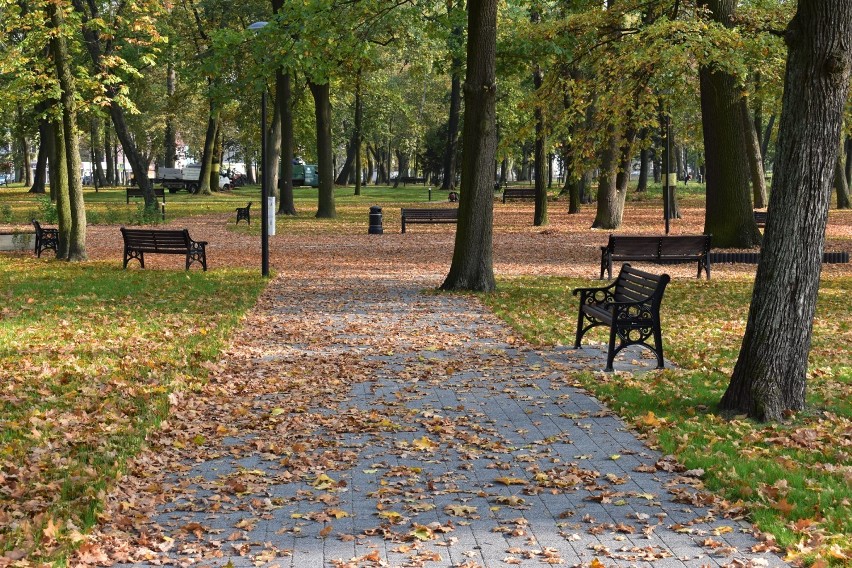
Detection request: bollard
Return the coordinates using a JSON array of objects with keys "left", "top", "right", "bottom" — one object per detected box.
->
[
  {"left": 368, "top": 206, "right": 383, "bottom": 234},
  {"left": 428, "top": 187, "right": 432, "bottom": 201}
]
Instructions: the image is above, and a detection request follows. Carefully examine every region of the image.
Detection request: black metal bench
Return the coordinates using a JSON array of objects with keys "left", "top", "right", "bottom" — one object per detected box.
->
[
  {"left": 398, "top": 176, "right": 427, "bottom": 186},
  {"left": 600, "top": 234, "right": 712, "bottom": 280},
  {"left": 120, "top": 227, "right": 208, "bottom": 271},
  {"left": 502, "top": 188, "right": 536, "bottom": 203},
  {"left": 126, "top": 186, "right": 166, "bottom": 204},
  {"left": 574, "top": 263, "right": 670, "bottom": 372},
  {"left": 754, "top": 210, "right": 767, "bottom": 229},
  {"left": 400, "top": 208, "right": 458, "bottom": 233},
  {"left": 31, "top": 220, "right": 58, "bottom": 258},
  {"left": 236, "top": 202, "right": 251, "bottom": 225}
]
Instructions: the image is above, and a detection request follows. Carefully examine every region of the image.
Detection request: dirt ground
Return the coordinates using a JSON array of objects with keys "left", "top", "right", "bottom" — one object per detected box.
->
[{"left": 74, "top": 201, "right": 852, "bottom": 282}]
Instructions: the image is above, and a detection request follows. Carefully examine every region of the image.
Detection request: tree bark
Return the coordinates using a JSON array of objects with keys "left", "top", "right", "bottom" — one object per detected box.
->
[
  {"left": 49, "top": 1, "right": 86, "bottom": 260},
  {"left": 637, "top": 130, "right": 649, "bottom": 192},
  {"left": 267, "top": 70, "right": 285, "bottom": 201},
  {"left": 836, "top": 153, "right": 851, "bottom": 209},
  {"left": 92, "top": 117, "right": 107, "bottom": 187},
  {"left": 722, "top": 0, "right": 852, "bottom": 421},
  {"left": 741, "top": 98, "right": 768, "bottom": 208},
  {"left": 30, "top": 104, "right": 49, "bottom": 194},
  {"left": 441, "top": 0, "right": 497, "bottom": 292},
  {"left": 197, "top": 105, "right": 219, "bottom": 195},
  {"left": 309, "top": 80, "right": 336, "bottom": 218},
  {"left": 211, "top": 124, "right": 223, "bottom": 191},
  {"left": 50, "top": 116, "right": 70, "bottom": 258},
  {"left": 164, "top": 62, "right": 177, "bottom": 168},
  {"left": 844, "top": 135, "right": 851, "bottom": 187},
  {"left": 279, "top": 72, "right": 297, "bottom": 215},
  {"left": 591, "top": 128, "right": 626, "bottom": 229},
  {"left": 531, "top": 9, "right": 547, "bottom": 226},
  {"left": 105, "top": 126, "right": 114, "bottom": 185},
  {"left": 354, "top": 71, "right": 363, "bottom": 196},
  {"left": 442, "top": 1, "right": 464, "bottom": 190}
]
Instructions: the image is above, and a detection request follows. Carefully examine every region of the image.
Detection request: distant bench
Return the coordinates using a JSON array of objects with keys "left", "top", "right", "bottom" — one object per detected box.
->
[
  {"left": 600, "top": 234, "right": 712, "bottom": 279},
  {"left": 502, "top": 188, "right": 536, "bottom": 203},
  {"left": 120, "top": 227, "right": 207, "bottom": 271},
  {"left": 400, "top": 208, "right": 458, "bottom": 233},
  {"left": 126, "top": 186, "right": 166, "bottom": 204},
  {"left": 754, "top": 210, "right": 767, "bottom": 228},
  {"left": 31, "top": 220, "right": 58, "bottom": 258},
  {"left": 396, "top": 176, "right": 427, "bottom": 186}
]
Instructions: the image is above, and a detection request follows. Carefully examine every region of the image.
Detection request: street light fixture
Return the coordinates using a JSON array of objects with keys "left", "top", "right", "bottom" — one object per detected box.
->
[{"left": 249, "top": 21, "right": 270, "bottom": 277}]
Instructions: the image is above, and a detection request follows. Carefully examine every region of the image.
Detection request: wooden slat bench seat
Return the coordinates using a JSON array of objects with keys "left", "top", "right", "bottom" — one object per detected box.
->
[
  {"left": 120, "top": 227, "right": 207, "bottom": 271},
  {"left": 31, "top": 219, "right": 58, "bottom": 258},
  {"left": 126, "top": 186, "right": 166, "bottom": 204},
  {"left": 600, "top": 234, "right": 712, "bottom": 280},
  {"left": 400, "top": 208, "right": 458, "bottom": 233},
  {"left": 574, "top": 263, "right": 670, "bottom": 372},
  {"left": 502, "top": 188, "right": 536, "bottom": 203}
]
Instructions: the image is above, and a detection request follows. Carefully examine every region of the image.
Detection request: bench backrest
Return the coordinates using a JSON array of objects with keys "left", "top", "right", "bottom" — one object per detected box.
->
[
  {"left": 402, "top": 208, "right": 458, "bottom": 218},
  {"left": 121, "top": 227, "right": 191, "bottom": 252},
  {"left": 658, "top": 235, "right": 710, "bottom": 256},
  {"left": 32, "top": 220, "right": 47, "bottom": 235},
  {"left": 613, "top": 264, "right": 670, "bottom": 307},
  {"left": 608, "top": 236, "right": 663, "bottom": 257}
]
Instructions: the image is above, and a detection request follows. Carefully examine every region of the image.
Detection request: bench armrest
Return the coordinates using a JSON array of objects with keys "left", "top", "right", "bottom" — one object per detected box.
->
[{"left": 572, "top": 280, "right": 615, "bottom": 297}]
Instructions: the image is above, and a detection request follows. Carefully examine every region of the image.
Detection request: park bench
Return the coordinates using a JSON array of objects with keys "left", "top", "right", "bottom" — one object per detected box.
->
[
  {"left": 754, "top": 210, "right": 767, "bottom": 229},
  {"left": 502, "top": 187, "right": 536, "bottom": 203},
  {"left": 400, "top": 208, "right": 458, "bottom": 233},
  {"left": 236, "top": 202, "right": 251, "bottom": 225},
  {"left": 120, "top": 227, "right": 208, "bottom": 271},
  {"left": 31, "top": 220, "right": 58, "bottom": 258},
  {"left": 398, "top": 176, "right": 427, "bottom": 186},
  {"left": 126, "top": 186, "right": 166, "bottom": 204},
  {"left": 574, "top": 263, "right": 671, "bottom": 372},
  {"left": 600, "top": 234, "right": 712, "bottom": 280}
]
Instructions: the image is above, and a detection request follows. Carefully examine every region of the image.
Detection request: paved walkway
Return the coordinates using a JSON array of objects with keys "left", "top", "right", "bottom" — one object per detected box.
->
[{"left": 112, "top": 275, "right": 786, "bottom": 568}]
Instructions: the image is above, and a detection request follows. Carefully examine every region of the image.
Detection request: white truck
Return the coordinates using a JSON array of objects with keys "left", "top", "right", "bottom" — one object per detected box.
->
[{"left": 156, "top": 165, "right": 231, "bottom": 193}]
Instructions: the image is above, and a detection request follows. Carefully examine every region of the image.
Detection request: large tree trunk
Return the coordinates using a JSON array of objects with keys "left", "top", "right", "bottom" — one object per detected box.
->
[
  {"left": 699, "top": 0, "right": 762, "bottom": 247},
  {"left": 50, "top": 117, "right": 70, "bottom": 258},
  {"left": 442, "top": 2, "right": 464, "bottom": 191},
  {"left": 211, "top": 124, "right": 223, "bottom": 191},
  {"left": 532, "top": 9, "right": 547, "bottom": 227},
  {"left": 308, "top": 80, "right": 336, "bottom": 218},
  {"left": 164, "top": 62, "right": 177, "bottom": 168},
  {"left": 279, "top": 72, "right": 297, "bottom": 215},
  {"left": 267, "top": 70, "right": 284, "bottom": 202},
  {"left": 844, "top": 135, "right": 851, "bottom": 189},
  {"left": 197, "top": 106, "right": 218, "bottom": 195},
  {"left": 591, "top": 130, "right": 626, "bottom": 229},
  {"left": 741, "top": 98, "right": 768, "bottom": 208},
  {"left": 49, "top": 1, "right": 86, "bottom": 260},
  {"left": 335, "top": 123, "right": 356, "bottom": 185},
  {"left": 637, "top": 132, "right": 650, "bottom": 192},
  {"left": 721, "top": 0, "right": 852, "bottom": 421},
  {"left": 104, "top": 126, "right": 115, "bottom": 185},
  {"left": 441, "top": 0, "right": 496, "bottom": 292}
]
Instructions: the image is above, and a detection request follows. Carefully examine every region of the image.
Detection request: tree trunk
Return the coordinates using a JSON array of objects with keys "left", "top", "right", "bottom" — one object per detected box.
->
[
  {"left": 722, "top": 0, "right": 852, "bottom": 421},
  {"left": 836, "top": 153, "right": 851, "bottom": 209},
  {"left": 105, "top": 126, "right": 115, "bottom": 185},
  {"left": 279, "top": 72, "right": 296, "bottom": 215},
  {"left": 698, "top": 0, "right": 761, "bottom": 247},
  {"left": 441, "top": 0, "right": 497, "bottom": 292},
  {"left": 442, "top": 4, "right": 464, "bottom": 191},
  {"left": 50, "top": 117, "right": 70, "bottom": 258},
  {"left": 197, "top": 105, "right": 218, "bottom": 195},
  {"left": 761, "top": 114, "right": 776, "bottom": 168},
  {"left": 661, "top": 121, "right": 681, "bottom": 220},
  {"left": 211, "top": 123, "right": 223, "bottom": 191},
  {"left": 741, "top": 98, "right": 768, "bottom": 208},
  {"left": 393, "top": 149, "right": 409, "bottom": 188},
  {"left": 30, "top": 105, "right": 49, "bottom": 194},
  {"left": 532, "top": 9, "right": 547, "bottom": 226},
  {"left": 266, "top": 70, "right": 285, "bottom": 203},
  {"left": 844, "top": 135, "right": 851, "bottom": 187},
  {"left": 637, "top": 145, "right": 649, "bottom": 192},
  {"left": 164, "top": 62, "right": 177, "bottom": 168},
  {"left": 49, "top": 1, "right": 86, "bottom": 260},
  {"left": 354, "top": 71, "right": 363, "bottom": 196},
  {"left": 335, "top": 125, "right": 356, "bottom": 185},
  {"left": 92, "top": 117, "right": 107, "bottom": 187},
  {"left": 591, "top": 129, "right": 626, "bottom": 229},
  {"left": 308, "top": 80, "right": 336, "bottom": 218}
]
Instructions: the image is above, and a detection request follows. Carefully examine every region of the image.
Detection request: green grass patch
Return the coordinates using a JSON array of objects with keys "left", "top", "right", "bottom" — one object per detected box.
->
[
  {"left": 483, "top": 275, "right": 852, "bottom": 565},
  {"left": 0, "top": 257, "right": 265, "bottom": 563}
]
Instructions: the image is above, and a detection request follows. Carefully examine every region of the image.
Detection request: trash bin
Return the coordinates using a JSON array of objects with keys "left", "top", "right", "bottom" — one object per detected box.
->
[{"left": 369, "top": 206, "right": 383, "bottom": 235}]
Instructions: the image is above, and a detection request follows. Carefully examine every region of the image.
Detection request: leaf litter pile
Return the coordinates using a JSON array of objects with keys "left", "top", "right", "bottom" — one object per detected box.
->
[
  {"left": 47, "top": 202, "right": 840, "bottom": 567},
  {"left": 3, "top": 201, "right": 850, "bottom": 567}
]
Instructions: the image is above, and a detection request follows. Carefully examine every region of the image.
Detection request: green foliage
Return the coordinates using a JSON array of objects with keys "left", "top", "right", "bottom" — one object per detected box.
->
[{"left": 36, "top": 194, "right": 58, "bottom": 224}]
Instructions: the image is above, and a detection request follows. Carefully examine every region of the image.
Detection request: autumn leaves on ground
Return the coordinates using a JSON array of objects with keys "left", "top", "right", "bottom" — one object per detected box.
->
[{"left": 0, "top": 192, "right": 850, "bottom": 567}]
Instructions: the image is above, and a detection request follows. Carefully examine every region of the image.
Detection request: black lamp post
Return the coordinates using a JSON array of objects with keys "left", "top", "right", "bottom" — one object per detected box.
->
[{"left": 248, "top": 21, "right": 270, "bottom": 277}]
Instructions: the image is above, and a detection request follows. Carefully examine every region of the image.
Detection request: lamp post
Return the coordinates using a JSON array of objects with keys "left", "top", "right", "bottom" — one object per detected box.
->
[{"left": 248, "top": 21, "right": 270, "bottom": 277}]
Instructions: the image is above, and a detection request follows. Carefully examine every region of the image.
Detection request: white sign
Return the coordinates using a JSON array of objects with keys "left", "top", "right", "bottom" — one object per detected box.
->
[{"left": 267, "top": 196, "right": 276, "bottom": 236}]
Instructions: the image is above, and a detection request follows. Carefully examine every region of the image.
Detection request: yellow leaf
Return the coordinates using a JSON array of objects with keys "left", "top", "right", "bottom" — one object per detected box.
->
[
  {"left": 327, "top": 509, "right": 349, "bottom": 519},
  {"left": 610, "top": 454, "right": 621, "bottom": 460},
  {"left": 378, "top": 511, "right": 404, "bottom": 523},
  {"left": 495, "top": 476, "right": 526, "bottom": 486},
  {"left": 270, "top": 408, "right": 286, "bottom": 416},
  {"left": 312, "top": 473, "right": 336, "bottom": 490},
  {"left": 412, "top": 436, "right": 439, "bottom": 451},
  {"left": 319, "top": 525, "right": 332, "bottom": 538}
]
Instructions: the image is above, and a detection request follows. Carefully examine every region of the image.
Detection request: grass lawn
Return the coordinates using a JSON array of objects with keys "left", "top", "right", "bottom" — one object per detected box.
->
[
  {"left": 0, "top": 258, "right": 265, "bottom": 563},
  {"left": 484, "top": 275, "right": 851, "bottom": 566}
]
